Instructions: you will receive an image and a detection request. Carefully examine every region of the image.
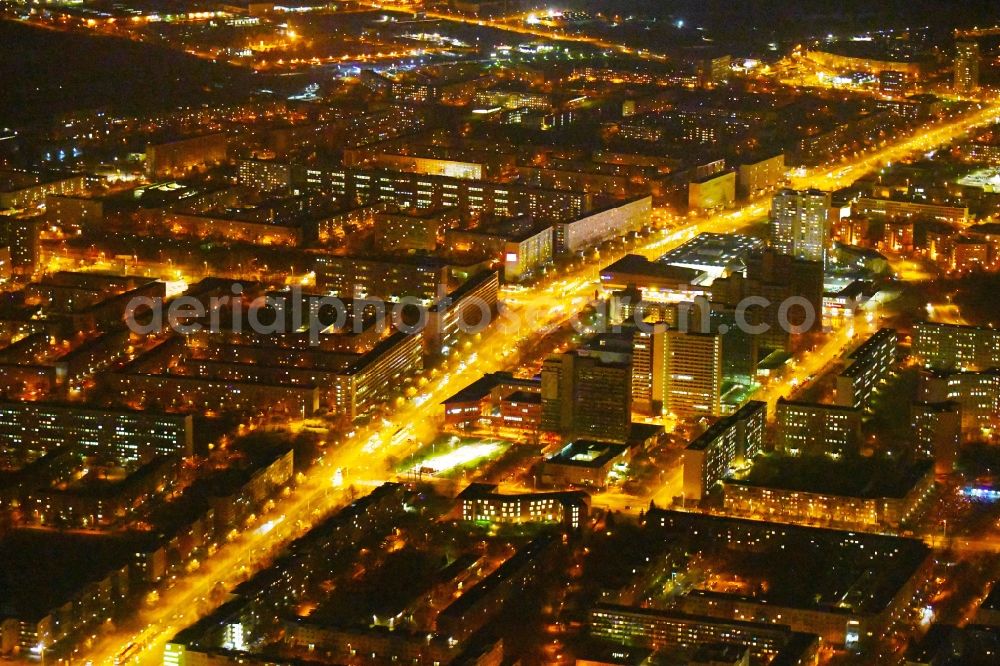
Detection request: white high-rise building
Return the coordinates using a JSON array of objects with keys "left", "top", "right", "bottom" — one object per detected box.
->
[
  {"left": 954, "top": 41, "right": 980, "bottom": 93},
  {"left": 770, "top": 188, "right": 831, "bottom": 263}
]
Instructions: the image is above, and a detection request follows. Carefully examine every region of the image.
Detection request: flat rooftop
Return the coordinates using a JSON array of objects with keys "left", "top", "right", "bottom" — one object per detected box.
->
[
  {"left": 456, "top": 483, "right": 589, "bottom": 506},
  {"left": 777, "top": 397, "right": 861, "bottom": 415},
  {"left": 468, "top": 216, "right": 551, "bottom": 243},
  {"left": 647, "top": 509, "right": 931, "bottom": 616},
  {"left": 728, "top": 454, "right": 932, "bottom": 499},
  {"left": 824, "top": 278, "right": 872, "bottom": 299},
  {"left": 315, "top": 252, "right": 452, "bottom": 268},
  {"left": 546, "top": 440, "right": 629, "bottom": 468},
  {"left": 686, "top": 401, "right": 765, "bottom": 452},
  {"left": 600, "top": 254, "right": 704, "bottom": 284},
  {"left": 841, "top": 328, "right": 896, "bottom": 378},
  {"left": 504, "top": 390, "right": 541, "bottom": 404},
  {"left": 0, "top": 169, "right": 78, "bottom": 192},
  {"left": 658, "top": 232, "right": 764, "bottom": 274},
  {"left": 580, "top": 329, "right": 636, "bottom": 356},
  {"left": 442, "top": 372, "right": 539, "bottom": 405}
]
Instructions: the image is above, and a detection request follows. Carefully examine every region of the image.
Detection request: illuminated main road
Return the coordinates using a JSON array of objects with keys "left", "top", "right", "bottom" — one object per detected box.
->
[
  {"left": 789, "top": 103, "right": 1000, "bottom": 192},
  {"left": 77, "top": 101, "right": 1000, "bottom": 666},
  {"left": 359, "top": 2, "right": 669, "bottom": 59}
]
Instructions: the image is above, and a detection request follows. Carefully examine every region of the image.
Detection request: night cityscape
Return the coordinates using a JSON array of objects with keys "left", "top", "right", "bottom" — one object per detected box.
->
[{"left": 2, "top": 1, "right": 1000, "bottom": 665}]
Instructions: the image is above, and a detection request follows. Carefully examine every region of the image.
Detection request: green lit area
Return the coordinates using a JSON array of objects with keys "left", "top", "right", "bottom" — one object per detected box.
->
[{"left": 397, "top": 434, "right": 512, "bottom": 478}]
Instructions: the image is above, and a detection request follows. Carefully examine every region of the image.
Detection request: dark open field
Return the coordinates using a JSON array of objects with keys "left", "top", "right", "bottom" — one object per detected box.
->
[{"left": 0, "top": 19, "right": 258, "bottom": 125}]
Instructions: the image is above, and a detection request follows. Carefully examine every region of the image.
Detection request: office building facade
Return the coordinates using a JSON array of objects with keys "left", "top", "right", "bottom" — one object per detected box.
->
[
  {"left": 0, "top": 401, "right": 194, "bottom": 463},
  {"left": 954, "top": 41, "right": 981, "bottom": 93},
  {"left": 912, "top": 400, "right": 962, "bottom": 473},
  {"left": 770, "top": 188, "right": 831, "bottom": 263},
  {"left": 681, "top": 401, "right": 766, "bottom": 501},
  {"left": 541, "top": 352, "right": 632, "bottom": 443},
  {"left": 313, "top": 254, "right": 450, "bottom": 301},
  {"left": 912, "top": 321, "right": 1000, "bottom": 372},
  {"left": 664, "top": 330, "right": 723, "bottom": 418},
  {"left": 835, "top": 328, "right": 897, "bottom": 410},
  {"left": 918, "top": 369, "right": 1000, "bottom": 436},
  {"left": 775, "top": 398, "right": 862, "bottom": 457}
]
